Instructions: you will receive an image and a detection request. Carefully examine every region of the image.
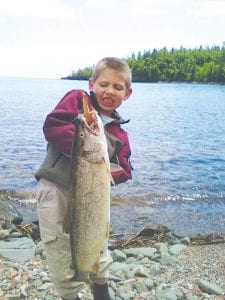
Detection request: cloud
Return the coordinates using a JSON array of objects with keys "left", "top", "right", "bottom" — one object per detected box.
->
[
  {"left": 193, "top": 0, "right": 225, "bottom": 17},
  {"left": 128, "top": 0, "right": 193, "bottom": 17},
  {"left": 85, "top": 0, "right": 118, "bottom": 6},
  {"left": 0, "top": 0, "right": 80, "bottom": 20}
]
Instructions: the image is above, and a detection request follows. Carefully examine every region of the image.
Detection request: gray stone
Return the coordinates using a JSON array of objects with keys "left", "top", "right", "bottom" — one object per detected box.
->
[
  {"left": 179, "top": 236, "right": 191, "bottom": 244},
  {"left": 4, "top": 295, "right": 21, "bottom": 300},
  {"left": 144, "top": 278, "right": 154, "bottom": 289},
  {"left": 10, "top": 231, "right": 23, "bottom": 238},
  {"left": 110, "top": 262, "right": 130, "bottom": 273},
  {"left": 0, "top": 201, "right": 23, "bottom": 224},
  {"left": 154, "top": 289, "right": 178, "bottom": 300},
  {"left": 124, "top": 247, "right": 157, "bottom": 258},
  {"left": 169, "top": 244, "right": 187, "bottom": 255},
  {"left": 159, "top": 253, "right": 176, "bottom": 265},
  {"left": 0, "top": 236, "right": 35, "bottom": 262},
  {"left": 111, "top": 249, "right": 127, "bottom": 262},
  {"left": 149, "top": 262, "right": 161, "bottom": 275},
  {"left": 35, "top": 240, "right": 45, "bottom": 255},
  {"left": 0, "top": 229, "right": 10, "bottom": 239},
  {"left": 198, "top": 279, "right": 223, "bottom": 295}
]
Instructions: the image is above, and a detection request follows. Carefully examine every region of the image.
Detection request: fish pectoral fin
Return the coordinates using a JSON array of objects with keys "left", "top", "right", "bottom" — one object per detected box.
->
[
  {"left": 63, "top": 217, "right": 70, "bottom": 234},
  {"left": 91, "top": 261, "right": 100, "bottom": 274},
  {"left": 110, "top": 173, "right": 115, "bottom": 185},
  {"left": 104, "top": 158, "right": 115, "bottom": 185},
  {"left": 63, "top": 207, "right": 70, "bottom": 234}
]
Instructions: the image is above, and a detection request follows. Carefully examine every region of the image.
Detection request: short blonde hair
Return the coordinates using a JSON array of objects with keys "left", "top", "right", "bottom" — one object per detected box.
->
[{"left": 91, "top": 57, "right": 132, "bottom": 89}]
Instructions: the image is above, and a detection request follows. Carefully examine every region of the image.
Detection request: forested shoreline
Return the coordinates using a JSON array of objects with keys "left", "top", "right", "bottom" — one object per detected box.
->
[{"left": 62, "top": 45, "right": 225, "bottom": 83}]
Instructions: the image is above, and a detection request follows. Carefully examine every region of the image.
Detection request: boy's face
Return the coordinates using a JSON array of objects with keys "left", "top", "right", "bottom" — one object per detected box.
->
[{"left": 89, "top": 68, "right": 132, "bottom": 116}]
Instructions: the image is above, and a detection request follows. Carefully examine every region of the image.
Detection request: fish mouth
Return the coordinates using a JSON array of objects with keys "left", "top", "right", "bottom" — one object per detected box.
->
[
  {"left": 84, "top": 120, "right": 100, "bottom": 135},
  {"left": 80, "top": 114, "right": 101, "bottom": 136}
]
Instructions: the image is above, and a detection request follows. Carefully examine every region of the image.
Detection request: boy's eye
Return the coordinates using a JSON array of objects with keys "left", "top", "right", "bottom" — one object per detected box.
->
[
  {"left": 99, "top": 82, "right": 108, "bottom": 87},
  {"left": 114, "top": 84, "right": 124, "bottom": 91},
  {"left": 99, "top": 82, "right": 124, "bottom": 91}
]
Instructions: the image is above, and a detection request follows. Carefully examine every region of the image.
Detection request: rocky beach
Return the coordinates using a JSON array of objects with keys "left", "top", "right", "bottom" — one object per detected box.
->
[{"left": 0, "top": 195, "right": 225, "bottom": 300}]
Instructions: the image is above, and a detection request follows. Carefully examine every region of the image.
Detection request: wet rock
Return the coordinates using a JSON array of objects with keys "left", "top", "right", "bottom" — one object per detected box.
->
[
  {"left": 0, "top": 229, "right": 10, "bottom": 239},
  {"left": 0, "top": 201, "right": 23, "bottom": 225}
]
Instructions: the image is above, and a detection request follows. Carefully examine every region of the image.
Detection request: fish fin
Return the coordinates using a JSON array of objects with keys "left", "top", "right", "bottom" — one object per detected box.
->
[
  {"left": 91, "top": 261, "right": 100, "bottom": 274},
  {"left": 63, "top": 207, "right": 70, "bottom": 234},
  {"left": 110, "top": 173, "right": 115, "bottom": 185},
  {"left": 104, "top": 158, "right": 115, "bottom": 185},
  {"left": 63, "top": 219, "right": 69, "bottom": 234}
]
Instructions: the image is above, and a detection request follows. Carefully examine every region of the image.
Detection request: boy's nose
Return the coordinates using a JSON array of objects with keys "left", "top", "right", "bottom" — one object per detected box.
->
[{"left": 105, "top": 86, "right": 115, "bottom": 95}]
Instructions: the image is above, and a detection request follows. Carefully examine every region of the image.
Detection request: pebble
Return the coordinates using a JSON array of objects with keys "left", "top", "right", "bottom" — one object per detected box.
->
[{"left": 0, "top": 234, "right": 225, "bottom": 300}]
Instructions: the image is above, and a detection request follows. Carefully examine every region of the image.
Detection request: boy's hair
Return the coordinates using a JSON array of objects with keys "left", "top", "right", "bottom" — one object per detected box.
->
[{"left": 91, "top": 57, "right": 132, "bottom": 89}]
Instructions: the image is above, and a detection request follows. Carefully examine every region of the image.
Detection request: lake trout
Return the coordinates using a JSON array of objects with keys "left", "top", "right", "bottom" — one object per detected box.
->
[{"left": 65, "top": 94, "right": 111, "bottom": 282}]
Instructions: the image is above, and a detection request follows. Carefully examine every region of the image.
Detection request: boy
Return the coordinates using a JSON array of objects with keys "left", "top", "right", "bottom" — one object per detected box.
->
[{"left": 35, "top": 57, "right": 133, "bottom": 300}]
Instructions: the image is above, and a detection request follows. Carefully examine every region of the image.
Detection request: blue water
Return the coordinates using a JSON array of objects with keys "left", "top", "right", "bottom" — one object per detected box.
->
[{"left": 1, "top": 77, "right": 225, "bottom": 235}]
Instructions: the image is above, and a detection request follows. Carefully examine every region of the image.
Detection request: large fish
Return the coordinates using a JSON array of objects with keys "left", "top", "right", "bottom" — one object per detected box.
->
[{"left": 64, "top": 94, "right": 111, "bottom": 282}]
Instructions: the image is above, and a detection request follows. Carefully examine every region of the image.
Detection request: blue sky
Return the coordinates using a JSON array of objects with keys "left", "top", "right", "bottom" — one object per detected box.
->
[{"left": 1, "top": 0, "right": 225, "bottom": 78}]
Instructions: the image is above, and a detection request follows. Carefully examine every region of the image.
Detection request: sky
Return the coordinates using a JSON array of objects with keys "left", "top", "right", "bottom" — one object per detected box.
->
[{"left": 0, "top": 0, "right": 225, "bottom": 79}]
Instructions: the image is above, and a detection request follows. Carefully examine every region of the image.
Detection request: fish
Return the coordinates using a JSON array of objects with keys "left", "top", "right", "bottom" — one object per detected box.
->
[{"left": 64, "top": 93, "right": 111, "bottom": 282}]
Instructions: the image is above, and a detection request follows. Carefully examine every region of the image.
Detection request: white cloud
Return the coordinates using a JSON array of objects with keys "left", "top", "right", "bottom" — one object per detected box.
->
[
  {"left": 193, "top": 0, "right": 225, "bottom": 17},
  {"left": 0, "top": 0, "right": 224, "bottom": 78},
  {"left": 0, "top": 0, "right": 81, "bottom": 20},
  {"left": 85, "top": 0, "right": 118, "bottom": 6}
]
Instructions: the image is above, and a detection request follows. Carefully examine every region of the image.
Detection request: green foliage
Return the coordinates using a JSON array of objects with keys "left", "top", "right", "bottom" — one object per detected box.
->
[
  {"left": 63, "top": 45, "right": 225, "bottom": 83},
  {"left": 63, "top": 66, "right": 93, "bottom": 80},
  {"left": 127, "top": 45, "right": 225, "bottom": 83}
]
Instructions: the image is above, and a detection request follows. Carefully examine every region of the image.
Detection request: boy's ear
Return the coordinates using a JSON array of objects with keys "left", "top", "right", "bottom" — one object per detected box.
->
[
  {"left": 88, "top": 79, "right": 94, "bottom": 91},
  {"left": 124, "top": 87, "right": 132, "bottom": 100}
]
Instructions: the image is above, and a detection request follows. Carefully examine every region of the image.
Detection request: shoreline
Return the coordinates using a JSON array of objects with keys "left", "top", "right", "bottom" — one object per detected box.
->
[
  {"left": 0, "top": 192, "right": 225, "bottom": 298},
  {"left": 1, "top": 190, "right": 225, "bottom": 238},
  {"left": 0, "top": 238, "right": 224, "bottom": 299}
]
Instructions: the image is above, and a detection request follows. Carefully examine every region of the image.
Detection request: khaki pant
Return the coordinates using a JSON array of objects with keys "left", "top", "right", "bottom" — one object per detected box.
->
[{"left": 36, "top": 179, "right": 112, "bottom": 300}]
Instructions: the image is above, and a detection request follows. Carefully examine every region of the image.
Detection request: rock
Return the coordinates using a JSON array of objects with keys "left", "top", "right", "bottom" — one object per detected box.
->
[
  {"left": 0, "top": 236, "right": 36, "bottom": 262},
  {"left": 158, "top": 252, "right": 176, "bottom": 265},
  {"left": 124, "top": 247, "right": 157, "bottom": 258},
  {"left": 0, "top": 201, "right": 23, "bottom": 224},
  {"left": 198, "top": 278, "right": 223, "bottom": 295},
  {"left": 10, "top": 231, "right": 23, "bottom": 238},
  {"left": 149, "top": 262, "right": 161, "bottom": 275},
  {"left": 111, "top": 249, "right": 127, "bottom": 262},
  {"left": 4, "top": 294, "right": 21, "bottom": 300},
  {"left": 169, "top": 244, "right": 187, "bottom": 255},
  {"left": 0, "top": 229, "right": 10, "bottom": 239},
  {"left": 179, "top": 236, "right": 191, "bottom": 244},
  {"left": 35, "top": 240, "right": 45, "bottom": 256},
  {"left": 154, "top": 288, "right": 178, "bottom": 300}
]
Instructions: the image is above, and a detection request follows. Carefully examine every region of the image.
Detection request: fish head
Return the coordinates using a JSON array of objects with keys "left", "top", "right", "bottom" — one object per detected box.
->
[{"left": 77, "top": 113, "right": 108, "bottom": 163}]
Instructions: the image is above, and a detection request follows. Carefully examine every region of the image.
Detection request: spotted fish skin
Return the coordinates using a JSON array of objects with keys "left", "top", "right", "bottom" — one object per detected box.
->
[{"left": 67, "top": 112, "right": 111, "bottom": 282}]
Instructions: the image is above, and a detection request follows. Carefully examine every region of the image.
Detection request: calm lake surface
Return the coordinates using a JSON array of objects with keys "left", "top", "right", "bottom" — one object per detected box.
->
[{"left": 1, "top": 77, "right": 225, "bottom": 236}]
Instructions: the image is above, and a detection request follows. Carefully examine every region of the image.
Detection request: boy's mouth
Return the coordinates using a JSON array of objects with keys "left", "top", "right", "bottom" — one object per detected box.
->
[{"left": 102, "top": 98, "right": 113, "bottom": 107}]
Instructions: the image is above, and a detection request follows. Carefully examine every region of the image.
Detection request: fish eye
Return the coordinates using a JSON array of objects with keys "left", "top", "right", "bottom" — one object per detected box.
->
[{"left": 79, "top": 132, "right": 85, "bottom": 138}]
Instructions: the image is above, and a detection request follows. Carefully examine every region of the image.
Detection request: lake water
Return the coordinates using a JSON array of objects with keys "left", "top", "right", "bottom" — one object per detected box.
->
[{"left": 1, "top": 77, "right": 225, "bottom": 236}]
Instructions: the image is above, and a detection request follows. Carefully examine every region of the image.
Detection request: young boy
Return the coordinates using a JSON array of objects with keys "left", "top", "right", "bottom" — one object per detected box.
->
[{"left": 35, "top": 57, "right": 133, "bottom": 300}]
